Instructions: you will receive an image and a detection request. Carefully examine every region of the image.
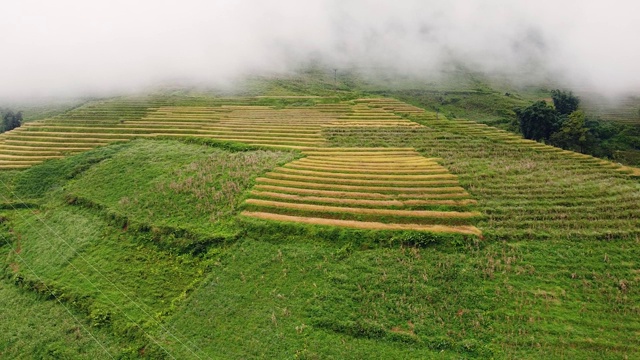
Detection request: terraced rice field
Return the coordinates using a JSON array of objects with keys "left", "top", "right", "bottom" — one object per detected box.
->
[
  {"left": 325, "top": 113, "right": 640, "bottom": 240},
  {"left": 135, "top": 103, "right": 420, "bottom": 147},
  {"left": 3, "top": 95, "right": 639, "bottom": 238},
  {"left": 242, "top": 148, "right": 482, "bottom": 235},
  {"left": 352, "top": 99, "right": 639, "bottom": 184},
  {"left": 0, "top": 99, "right": 422, "bottom": 167}
]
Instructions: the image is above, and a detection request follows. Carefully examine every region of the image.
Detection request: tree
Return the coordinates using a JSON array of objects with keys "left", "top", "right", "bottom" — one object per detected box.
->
[
  {"left": 551, "top": 89, "right": 580, "bottom": 116},
  {"left": 1, "top": 110, "right": 22, "bottom": 132},
  {"left": 516, "top": 101, "right": 559, "bottom": 141},
  {"left": 550, "top": 110, "right": 590, "bottom": 152},
  {"left": 13, "top": 111, "right": 22, "bottom": 129}
]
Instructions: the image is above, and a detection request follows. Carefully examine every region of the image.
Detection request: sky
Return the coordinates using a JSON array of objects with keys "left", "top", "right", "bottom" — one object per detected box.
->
[{"left": 1, "top": 0, "right": 640, "bottom": 100}]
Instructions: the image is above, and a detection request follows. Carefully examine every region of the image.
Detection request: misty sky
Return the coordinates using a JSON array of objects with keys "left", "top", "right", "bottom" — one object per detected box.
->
[{"left": 1, "top": 0, "right": 640, "bottom": 99}]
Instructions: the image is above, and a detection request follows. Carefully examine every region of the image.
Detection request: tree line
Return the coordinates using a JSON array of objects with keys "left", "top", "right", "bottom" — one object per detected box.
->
[{"left": 516, "top": 91, "right": 640, "bottom": 164}]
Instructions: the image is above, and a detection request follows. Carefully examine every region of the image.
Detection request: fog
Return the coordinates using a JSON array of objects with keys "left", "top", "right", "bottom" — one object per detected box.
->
[{"left": 1, "top": 0, "right": 640, "bottom": 100}]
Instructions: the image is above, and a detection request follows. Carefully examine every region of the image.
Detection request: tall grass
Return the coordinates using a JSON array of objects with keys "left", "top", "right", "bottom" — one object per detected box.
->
[{"left": 66, "top": 140, "right": 296, "bottom": 235}]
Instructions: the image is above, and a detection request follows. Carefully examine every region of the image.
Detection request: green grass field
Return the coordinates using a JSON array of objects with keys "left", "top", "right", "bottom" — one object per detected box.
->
[
  {"left": 0, "top": 76, "right": 639, "bottom": 359},
  {"left": 0, "top": 279, "right": 129, "bottom": 359}
]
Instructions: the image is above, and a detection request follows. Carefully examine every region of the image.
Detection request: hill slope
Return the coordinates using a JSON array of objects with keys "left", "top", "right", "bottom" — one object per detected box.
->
[{"left": 0, "top": 89, "right": 639, "bottom": 359}]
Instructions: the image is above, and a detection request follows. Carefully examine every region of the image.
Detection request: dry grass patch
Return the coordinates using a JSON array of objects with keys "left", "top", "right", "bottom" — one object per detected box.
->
[
  {"left": 283, "top": 163, "right": 446, "bottom": 173},
  {"left": 266, "top": 172, "right": 458, "bottom": 186},
  {"left": 241, "top": 211, "right": 482, "bottom": 235},
  {"left": 273, "top": 167, "right": 450, "bottom": 179},
  {"left": 202, "top": 138, "right": 324, "bottom": 146},
  {"left": 302, "top": 150, "right": 417, "bottom": 155},
  {"left": 299, "top": 147, "right": 415, "bottom": 152},
  {"left": 4, "top": 140, "right": 116, "bottom": 146},
  {"left": 618, "top": 166, "right": 640, "bottom": 176},
  {"left": 304, "top": 155, "right": 428, "bottom": 161},
  {"left": 7, "top": 132, "right": 142, "bottom": 139},
  {"left": 0, "top": 164, "right": 34, "bottom": 169},
  {"left": 249, "top": 191, "right": 405, "bottom": 207},
  {"left": 299, "top": 160, "right": 440, "bottom": 168},
  {"left": 200, "top": 130, "right": 322, "bottom": 137},
  {"left": 254, "top": 185, "right": 399, "bottom": 199},
  {"left": 263, "top": 173, "right": 459, "bottom": 185},
  {"left": 197, "top": 134, "right": 322, "bottom": 141},
  {"left": 250, "top": 191, "right": 477, "bottom": 207},
  {"left": 0, "top": 161, "right": 43, "bottom": 166},
  {"left": 256, "top": 178, "right": 466, "bottom": 192},
  {"left": 206, "top": 125, "right": 323, "bottom": 131},
  {"left": 296, "top": 157, "right": 440, "bottom": 164},
  {"left": 203, "top": 126, "right": 320, "bottom": 133},
  {"left": 0, "top": 155, "right": 63, "bottom": 160},
  {"left": 245, "top": 199, "right": 481, "bottom": 218},
  {"left": 253, "top": 184, "right": 471, "bottom": 199},
  {"left": 0, "top": 149, "right": 63, "bottom": 155}
]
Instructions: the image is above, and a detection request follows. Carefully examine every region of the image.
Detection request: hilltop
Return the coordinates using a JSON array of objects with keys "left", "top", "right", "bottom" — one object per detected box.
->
[{"left": 0, "top": 74, "right": 639, "bottom": 359}]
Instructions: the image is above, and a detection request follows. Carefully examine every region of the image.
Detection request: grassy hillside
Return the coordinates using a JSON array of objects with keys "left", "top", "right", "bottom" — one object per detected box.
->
[
  {"left": 157, "top": 236, "right": 640, "bottom": 359},
  {"left": 0, "top": 280, "right": 129, "bottom": 359},
  {"left": 0, "top": 80, "right": 639, "bottom": 359}
]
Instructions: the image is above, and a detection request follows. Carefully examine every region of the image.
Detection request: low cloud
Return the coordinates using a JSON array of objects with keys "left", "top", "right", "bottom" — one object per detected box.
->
[{"left": 2, "top": 0, "right": 639, "bottom": 100}]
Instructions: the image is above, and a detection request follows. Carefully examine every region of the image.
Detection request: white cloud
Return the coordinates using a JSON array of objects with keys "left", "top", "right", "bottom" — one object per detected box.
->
[{"left": 1, "top": 0, "right": 639, "bottom": 99}]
